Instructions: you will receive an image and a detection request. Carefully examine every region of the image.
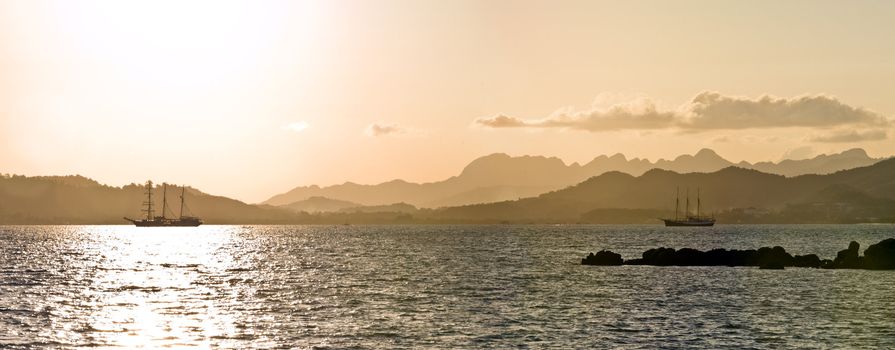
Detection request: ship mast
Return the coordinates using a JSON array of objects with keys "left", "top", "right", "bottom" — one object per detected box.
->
[
  {"left": 142, "top": 180, "right": 154, "bottom": 220},
  {"left": 675, "top": 186, "right": 679, "bottom": 220},
  {"left": 697, "top": 187, "right": 701, "bottom": 218},
  {"left": 180, "top": 186, "right": 185, "bottom": 218},
  {"left": 686, "top": 187, "right": 690, "bottom": 217},
  {"left": 161, "top": 183, "right": 168, "bottom": 219}
]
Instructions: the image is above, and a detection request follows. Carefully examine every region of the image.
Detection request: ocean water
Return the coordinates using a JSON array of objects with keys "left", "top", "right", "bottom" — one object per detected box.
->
[{"left": 1, "top": 224, "right": 894, "bottom": 349}]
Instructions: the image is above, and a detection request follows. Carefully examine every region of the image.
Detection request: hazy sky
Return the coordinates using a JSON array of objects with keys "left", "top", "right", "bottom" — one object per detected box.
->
[{"left": 1, "top": 0, "right": 894, "bottom": 202}]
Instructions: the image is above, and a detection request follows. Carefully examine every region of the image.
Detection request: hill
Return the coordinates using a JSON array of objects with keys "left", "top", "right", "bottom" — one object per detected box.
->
[
  {"left": 0, "top": 175, "right": 304, "bottom": 224},
  {"left": 3, "top": 157, "right": 894, "bottom": 224},
  {"left": 281, "top": 196, "right": 362, "bottom": 213},
  {"left": 264, "top": 148, "right": 885, "bottom": 208},
  {"left": 339, "top": 202, "right": 418, "bottom": 214},
  {"left": 430, "top": 158, "right": 895, "bottom": 223}
]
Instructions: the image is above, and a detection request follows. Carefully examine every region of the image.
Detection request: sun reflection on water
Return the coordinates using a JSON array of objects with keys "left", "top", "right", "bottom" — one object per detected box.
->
[{"left": 72, "top": 225, "right": 255, "bottom": 348}]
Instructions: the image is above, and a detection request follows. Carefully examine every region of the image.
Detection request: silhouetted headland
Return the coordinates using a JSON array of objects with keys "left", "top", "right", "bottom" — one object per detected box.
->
[{"left": 582, "top": 238, "right": 895, "bottom": 270}]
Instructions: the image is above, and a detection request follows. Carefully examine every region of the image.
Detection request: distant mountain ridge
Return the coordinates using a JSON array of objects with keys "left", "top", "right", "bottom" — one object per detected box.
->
[
  {"left": 3, "top": 157, "right": 895, "bottom": 224},
  {"left": 264, "top": 148, "right": 885, "bottom": 208},
  {"left": 280, "top": 196, "right": 361, "bottom": 213},
  {"left": 280, "top": 196, "right": 418, "bottom": 214},
  {"left": 740, "top": 148, "right": 880, "bottom": 177},
  {"left": 432, "top": 157, "right": 895, "bottom": 223}
]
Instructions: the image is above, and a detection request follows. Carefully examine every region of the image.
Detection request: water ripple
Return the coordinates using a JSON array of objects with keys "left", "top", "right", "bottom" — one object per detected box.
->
[{"left": 1, "top": 224, "right": 894, "bottom": 348}]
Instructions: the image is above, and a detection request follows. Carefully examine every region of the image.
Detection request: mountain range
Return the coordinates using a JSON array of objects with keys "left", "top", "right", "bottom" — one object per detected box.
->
[
  {"left": 264, "top": 148, "right": 884, "bottom": 209},
  {"left": 2, "top": 153, "right": 894, "bottom": 224},
  {"left": 280, "top": 196, "right": 362, "bottom": 213},
  {"left": 280, "top": 196, "right": 418, "bottom": 214},
  {"left": 430, "top": 157, "right": 895, "bottom": 224}
]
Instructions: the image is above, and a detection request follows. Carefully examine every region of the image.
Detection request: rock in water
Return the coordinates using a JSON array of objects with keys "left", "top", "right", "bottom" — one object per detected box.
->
[
  {"left": 641, "top": 247, "right": 677, "bottom": 266},
  {"left": 863, "top": 238, "right": 895, "bottom": 270},
  {"left": 792, "top": 254, "right": 821, "bottom": 268},
  {"left": 756, "top": 246, "right": 793, "bottom": 267},
  {"left": 830, "top": 241, "right": 863, "bottom": 269},
  {"left": 581, "top": 239, "right": 895, "bottom": 270},
  {"left": 581, "top": 250, "right": 623, "bottom": 266}
]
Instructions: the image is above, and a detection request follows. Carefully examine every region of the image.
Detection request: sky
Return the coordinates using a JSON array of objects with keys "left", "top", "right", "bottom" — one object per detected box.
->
[{"left": 1, "top": 0, "right": 894, "bottom": 202}]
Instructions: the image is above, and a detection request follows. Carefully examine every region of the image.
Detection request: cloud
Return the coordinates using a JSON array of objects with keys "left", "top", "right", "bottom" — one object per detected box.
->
[
  {"left": 808, "top": 129, "right": 888, "bottom": 143},
  {"left": 475, "top": 115, "right": 528, "bottom": 128},
  {"left": 780, "top": 146, "right": 816, "bottom": 161},
  {"left": 475, "top": 98, "right": 676, "bottom": 131},
  {"left": 364, "top": 122, "right": 424, "bottom": 137},
  {"left": 682, "top": 92, "right": 889, "bottom": 130},
  {"left": 283, "top": 121, "right": 309, "bottom": 132},
  {"left": 475, "top": 92, "right": 891, "bottom": 134}
]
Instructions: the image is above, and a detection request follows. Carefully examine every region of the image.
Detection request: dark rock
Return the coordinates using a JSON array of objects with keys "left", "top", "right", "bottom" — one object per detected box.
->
[
  {"left": 759, "top": 262, "right": 785, "bottom": 270},
  {"left": 624, "top": 258, "right": 645, "bottom": 265},
  {"left": 863, "top": 238, "right": 895, "bottom": 270},
  {"left": 831, "top": 241, "right": 863, "bottom": 269},
  {"left": 675, "top": 248, "right": 705, "bottom": 266},
  {"left": 641, "top": 247, "right": 676, "bottom": 266},
  {"left": 755, "top": 246, "right": 794, "bottom": 267},
  {"left": 729, "top": 249, "right": 758, "bottom": 266},
  {"left": 703, "top": 248, "right": 730, "bottom": 266},
  {"left": 792, "top": 254, "right": 821, "bottom": 268},
  {"left": 581, "top": 238, "right": 895, "bottom": 270},
  {"left": 631, "top": 246, "right": 794, "bottom": 267},
  {"left": 581, "top": 250, "right": 623, "bottom": 266}
]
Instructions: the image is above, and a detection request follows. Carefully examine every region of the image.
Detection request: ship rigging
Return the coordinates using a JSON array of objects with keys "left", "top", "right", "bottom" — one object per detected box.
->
[
  {"left": 660, "top": 186, "right": 715, "bottom": 227},
  {"left": 124, "top": 180, "right": 203, "bottom": 227}
]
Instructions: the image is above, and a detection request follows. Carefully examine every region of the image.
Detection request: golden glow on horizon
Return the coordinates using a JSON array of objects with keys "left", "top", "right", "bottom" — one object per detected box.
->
[{"left": 1, "top": 0, "right": 894, "bottom": 202}]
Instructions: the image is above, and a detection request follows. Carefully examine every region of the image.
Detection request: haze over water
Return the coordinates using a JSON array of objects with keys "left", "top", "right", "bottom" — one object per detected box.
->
[{"left": 2, "top": 225, "right": 894, "bottom": 348}]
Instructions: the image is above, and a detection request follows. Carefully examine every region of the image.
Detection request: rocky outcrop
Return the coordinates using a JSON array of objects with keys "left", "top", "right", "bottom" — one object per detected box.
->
[
  {"left": 863, "top": 238, "right": 895, "bottom": 270},
  {"left": 791, "top": 254, "right": 822, "bottom": 268},
  {"left": 582, "top": 239, "right": 895, "bottom": 270},
  {"left": 825, "top": 241, "right": 864, "bottom": 269},
  {"left": 615, "top": 246, "right": 803, "bottom": 268},
  {"left": 581, "top": 250, "right": 623, "bottom": 266}
]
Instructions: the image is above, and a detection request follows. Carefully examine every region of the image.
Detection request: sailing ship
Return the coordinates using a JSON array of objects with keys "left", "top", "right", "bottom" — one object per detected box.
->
[
  {"left": 661, "top": 187, "right": 715, "bottom": 227},
  {"left": 124, "top": 180, "right": 203, "bottom": 227}
]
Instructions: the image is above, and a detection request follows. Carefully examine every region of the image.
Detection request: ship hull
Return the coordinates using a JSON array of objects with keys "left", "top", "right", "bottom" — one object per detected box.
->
[
  {"left": 132, "top": 221, "right": 202, "bottom": 227},
  {"left": 662, "top": 219, "right": 715, "bottom": 227},
  {"left": 125, "top": 217, "right": 202, "bottom": 227}
]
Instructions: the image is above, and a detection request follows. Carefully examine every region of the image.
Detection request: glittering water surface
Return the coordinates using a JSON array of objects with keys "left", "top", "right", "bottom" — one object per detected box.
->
[{"left": 1, "top": 224, "right": 895, "bottom": 348}]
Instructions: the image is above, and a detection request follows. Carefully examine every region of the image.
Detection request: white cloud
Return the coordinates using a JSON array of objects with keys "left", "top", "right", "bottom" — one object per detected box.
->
[
  {"left": 682, "top": 92, "right": 889, "bottom": 130},
  {"left": 283, "top": 121, "right": 309, "bottom": 132},
  {"left": 475, "top": 92, "right": 891, "bottom": 137},
  {"left": 474, "top": 115, "right": 528, "bottom": 128},
  {"left": 476, "top": 98, "right": 675, "bottom": 132},
  {"left": 364, "top": 122, "right": 425, "bottom": 137}
]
